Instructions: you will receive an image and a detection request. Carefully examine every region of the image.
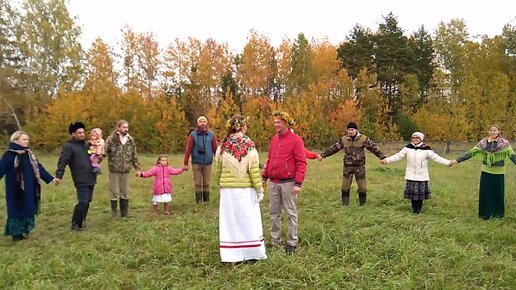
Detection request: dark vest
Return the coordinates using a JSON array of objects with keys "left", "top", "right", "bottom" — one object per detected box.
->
[{"left": 191, "top": 131, "right": 215, "bottom": 165}]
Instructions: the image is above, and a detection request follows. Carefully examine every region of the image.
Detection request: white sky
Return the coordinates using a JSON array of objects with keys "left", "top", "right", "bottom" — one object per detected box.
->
[{"left": 67, "top": 0, "right": 516, "bottom": 52}]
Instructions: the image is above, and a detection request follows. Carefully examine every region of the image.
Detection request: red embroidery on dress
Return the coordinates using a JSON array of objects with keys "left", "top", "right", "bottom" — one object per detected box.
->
[{"left": 223, "top": 136, "right": 254, "bottom": 162}]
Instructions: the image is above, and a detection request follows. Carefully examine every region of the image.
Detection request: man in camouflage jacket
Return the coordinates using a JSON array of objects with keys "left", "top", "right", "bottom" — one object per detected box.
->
[
  {"left": 320, "top": 122, "right": 385, "bottom": 206},
  {"left": 106, "top": 120, "right": 141, "bottom": 217}
]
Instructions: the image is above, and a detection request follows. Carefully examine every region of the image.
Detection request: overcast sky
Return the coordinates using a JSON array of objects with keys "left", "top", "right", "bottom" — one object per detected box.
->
[{"left": 67, "top": 0, "right": 515, "bottom": 52}]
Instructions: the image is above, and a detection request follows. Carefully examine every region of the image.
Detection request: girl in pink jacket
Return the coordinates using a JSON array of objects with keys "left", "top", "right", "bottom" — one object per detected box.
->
[{"left": 137, "top": 154, "right": 187, "bottom": 215}]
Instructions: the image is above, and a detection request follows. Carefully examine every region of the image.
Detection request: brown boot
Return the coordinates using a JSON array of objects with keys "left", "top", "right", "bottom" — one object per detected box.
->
[
  {"left": 163, "top": 203, "right": 170, "bottom": 215},
  {"left": 152, "top": 204, "right": 158, "bottom": 216}
]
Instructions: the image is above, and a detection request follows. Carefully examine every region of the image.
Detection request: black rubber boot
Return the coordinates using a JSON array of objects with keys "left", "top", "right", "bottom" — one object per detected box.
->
[
  {"left": 195, "top": 192, "right": 203, "bottom": 204},
  {"left": 202, "top": 191, "right": 210, "bottom": 203},
  {"left": 71, "top": 203, "right": 87, "bottom": 231},
  {"left": 110, "top": 200, "right": 118, "bottom": 217},
  {"left": 119, "top": 199, "right": 129, "bottom": 217},
  {"left": 358, "top": 192, "right": 367, "bottom": 206},
  {"left": 341, "top": 190, "right": 350, "bottom": 206}
]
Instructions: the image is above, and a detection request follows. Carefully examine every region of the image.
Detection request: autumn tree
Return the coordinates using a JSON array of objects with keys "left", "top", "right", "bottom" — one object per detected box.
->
[{"left": 16, "top": 0, "right": 83, "bottom": 111}]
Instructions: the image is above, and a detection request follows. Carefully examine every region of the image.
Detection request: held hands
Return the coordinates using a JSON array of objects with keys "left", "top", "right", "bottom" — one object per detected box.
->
[
  {"left": 449, "top": 160, "right": 458, "bottom": 167},
  {"left": 53, "top": 178, "right": 61, "bottom": 185},
  {"left": 380, "top": 159, "right": 388, "bottom": 165},
  {"left": 316, "top": 154, "right": 323, "bottom": 161},
  {"left": 182, "top": 165, "right": 189, "bottom": 171},
  {"left": 135, "top": 171, "right": 142, "bottom": 177}
]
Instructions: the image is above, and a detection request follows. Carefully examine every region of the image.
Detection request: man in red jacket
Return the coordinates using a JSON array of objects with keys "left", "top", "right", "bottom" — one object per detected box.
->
[{"left": 262, "top": 111, "right": 307, "bottom": 255}]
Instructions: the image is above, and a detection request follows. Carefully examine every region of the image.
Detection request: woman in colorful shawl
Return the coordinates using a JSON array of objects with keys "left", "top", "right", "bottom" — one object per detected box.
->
[
  {"left": 0, "top": 131, "right": 57, "bottom": 241},
  {"left": 453, "top": 124, "right": 516, "bottom": 219},
  {"left": 215, "top": 115, "right": 267, "bottom": 263}
]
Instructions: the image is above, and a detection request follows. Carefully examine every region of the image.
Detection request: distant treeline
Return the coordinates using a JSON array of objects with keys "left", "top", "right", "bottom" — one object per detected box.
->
[{"left": 1, "top": 1, "right": 515, "bottom": 152}]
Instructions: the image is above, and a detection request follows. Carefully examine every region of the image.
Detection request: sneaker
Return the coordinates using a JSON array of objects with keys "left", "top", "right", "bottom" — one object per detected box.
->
[{"left": 286, "top": 245, "right": 296, "bottom": 255}]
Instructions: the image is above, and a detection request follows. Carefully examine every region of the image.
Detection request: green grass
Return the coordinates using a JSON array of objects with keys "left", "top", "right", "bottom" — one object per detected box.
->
[{"left": 0, "top": 152, "right": 515, "bottom": 289}]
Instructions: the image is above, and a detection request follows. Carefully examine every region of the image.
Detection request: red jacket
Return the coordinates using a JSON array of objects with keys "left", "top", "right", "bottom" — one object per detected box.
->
[
  {"left": 262, "top": 130, "right": 307, "bottom": 186},
  {"left": 140, "top": 165, "right": 185, "bottom": 195}
]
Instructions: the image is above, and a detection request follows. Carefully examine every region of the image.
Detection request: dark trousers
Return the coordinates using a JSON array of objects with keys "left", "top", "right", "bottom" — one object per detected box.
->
[{"left": 72, "top": 185, "right": 95, "bottom": 228}]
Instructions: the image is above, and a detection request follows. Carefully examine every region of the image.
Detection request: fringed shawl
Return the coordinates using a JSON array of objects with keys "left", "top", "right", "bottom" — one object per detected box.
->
[
  {"left": 218, "top": 133, "right": 258, "bottom": 181},
  {"left": 468, "top": 137, "right": 514, "bottom": 166}
]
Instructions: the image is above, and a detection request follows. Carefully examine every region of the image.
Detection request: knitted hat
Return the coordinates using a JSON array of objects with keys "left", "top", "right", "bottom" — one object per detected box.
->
[
  {"left": 347, "top": 122, "right": 358, "bottom": 130},
  {"left": 197, "top": 116, "right": 208, "bottom": 124},
  {"left": 411, "top": 132, "right": 424, "bottom": 141},
  {"left": 68, "top": 122, "right": 85, "bottom": 135}
]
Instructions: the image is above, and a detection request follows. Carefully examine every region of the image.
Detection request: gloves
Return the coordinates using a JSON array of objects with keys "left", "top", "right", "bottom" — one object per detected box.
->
[{"left": 256, "top": 191, "right": 264, "bottom": 203}]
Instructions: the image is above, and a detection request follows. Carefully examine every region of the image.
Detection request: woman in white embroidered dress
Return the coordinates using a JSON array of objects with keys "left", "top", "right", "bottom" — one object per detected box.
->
[{"left": 214, "top": 115, "right": 267, "bottom": 263}]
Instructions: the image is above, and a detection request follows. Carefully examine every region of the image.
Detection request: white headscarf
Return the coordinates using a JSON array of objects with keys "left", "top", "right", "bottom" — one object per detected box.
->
[{"left": 411, "top": 132, "right": 425, "bottom": 141}]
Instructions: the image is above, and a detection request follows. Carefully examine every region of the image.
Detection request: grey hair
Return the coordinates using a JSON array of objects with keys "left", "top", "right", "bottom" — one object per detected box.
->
[{"left": 10, "top": 130, "right": 29, "bottom": 142}]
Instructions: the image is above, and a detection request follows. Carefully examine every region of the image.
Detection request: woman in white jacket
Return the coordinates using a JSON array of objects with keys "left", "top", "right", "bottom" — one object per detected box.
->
[{"left": 381, "top": 132, "right": 452, "bottom": 214}]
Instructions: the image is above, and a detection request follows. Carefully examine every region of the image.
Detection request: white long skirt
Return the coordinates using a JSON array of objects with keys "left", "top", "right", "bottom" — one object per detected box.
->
[{"left": 219, "top": 187, "right": 267, "bottom": 263}]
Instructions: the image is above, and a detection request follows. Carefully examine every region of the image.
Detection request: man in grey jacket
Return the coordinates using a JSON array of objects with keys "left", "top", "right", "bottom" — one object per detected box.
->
[{"left": 56, "top": 122, "right": 98, "bottom": 231}]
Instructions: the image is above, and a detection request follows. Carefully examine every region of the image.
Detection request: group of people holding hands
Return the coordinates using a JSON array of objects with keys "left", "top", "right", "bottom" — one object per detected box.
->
[{"left": 1, "top": 113, "right": 514, "bottom": 265}]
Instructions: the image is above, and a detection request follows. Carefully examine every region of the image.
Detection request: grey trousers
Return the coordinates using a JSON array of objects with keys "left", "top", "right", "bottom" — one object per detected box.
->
[{"left": 269, "top": 181, "right": 298, "bottom": 247}]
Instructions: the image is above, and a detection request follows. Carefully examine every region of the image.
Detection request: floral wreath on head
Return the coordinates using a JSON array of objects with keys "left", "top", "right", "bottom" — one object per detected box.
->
[
  {"left": 225, "top": 115, "right": 250, "bottom": 131},
  {"left": 272, "top": 111, "right": 295, "bottom": 127}
]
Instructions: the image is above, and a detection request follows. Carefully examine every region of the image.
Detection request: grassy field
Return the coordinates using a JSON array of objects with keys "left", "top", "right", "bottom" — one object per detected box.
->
[{"left": 0, "top": 152, "right": 515, "bottom": 289}]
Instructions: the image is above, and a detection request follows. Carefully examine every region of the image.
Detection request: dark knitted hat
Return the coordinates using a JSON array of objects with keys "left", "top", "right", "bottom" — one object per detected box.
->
[
  {"left": 68, "top": 122, "right": 86, "bottom": 135},
  {"left": 347, "top": 122, "right": 358, "bottom": 130}
]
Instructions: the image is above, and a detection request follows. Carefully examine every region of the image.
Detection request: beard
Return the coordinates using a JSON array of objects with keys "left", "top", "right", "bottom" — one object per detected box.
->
[{"left": 197, "top": 124, "right": 207, "bottom": 132}]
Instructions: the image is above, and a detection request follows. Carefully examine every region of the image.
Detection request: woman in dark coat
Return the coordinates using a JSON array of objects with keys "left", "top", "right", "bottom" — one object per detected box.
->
[{"left": 0, "top": 131, "right": 56, "bottom": 241}]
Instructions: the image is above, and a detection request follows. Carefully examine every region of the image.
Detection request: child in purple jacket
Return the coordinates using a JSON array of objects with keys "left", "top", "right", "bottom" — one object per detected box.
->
[{"left": 136, "top": 154, "right": 187, "bottom": 215}]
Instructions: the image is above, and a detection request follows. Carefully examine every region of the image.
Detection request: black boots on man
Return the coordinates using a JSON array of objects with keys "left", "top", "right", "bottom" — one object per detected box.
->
[
  {"left": 71, "top": 202, "right": 88, "bottom": 231},
  {"left": 195, "top": 191, "right": 210, "bottom": 204},
  {"left": 110, "top": 200, "right": 117, "bottom": 217},
  {"left": 119, "top": 199, "right": 129, "bottom": 217},
  {"left": 358, "top": 192, "right": 367, "bottom": 206},
  {"left": 341, "top": 190, "right": 350, "bottom": 206}
]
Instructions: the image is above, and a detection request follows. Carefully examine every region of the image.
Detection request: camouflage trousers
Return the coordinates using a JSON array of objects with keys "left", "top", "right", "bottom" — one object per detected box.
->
[{"left": 341, "top": 165, "right": 366, "bottom": 193}]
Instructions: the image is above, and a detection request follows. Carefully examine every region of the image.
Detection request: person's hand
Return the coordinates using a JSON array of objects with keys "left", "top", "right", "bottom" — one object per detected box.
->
[
  {"left": 53, "top": 178, "right": 61, "bottom": 185},
  {"left": 135, "top": 171, "right": 141, "bottom": 177},
  {"left": 380, "top": 159, "right": 387, "bottom": 165},
  {"left": 316, "top": 154, "right": 323, "bottom": 161},
  {"left": 182, "top": 165, "right": 189, "bottom": 171},
  {"left": 257, "top": 191, "right": 264, "bottom": 203},
  {"left": 292, "top": 186, "right": 301, "bottom": 195},
  {"left": 262, "top": 180, "right": 268, "bottom": 189},
  {"left": 450, "top": 160, "right": 458, "bottom": 167}
]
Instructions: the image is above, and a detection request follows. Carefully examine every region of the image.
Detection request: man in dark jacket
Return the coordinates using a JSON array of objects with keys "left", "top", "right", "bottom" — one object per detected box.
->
[
  {"left": 56, "top": 122, "right": 98, "bottom": 231},
  {"left": 320, "top": 122, "right": 386, "bottom": 206},
  {"left": 262, "top": 111, "right": 307, "bottom": 255}
]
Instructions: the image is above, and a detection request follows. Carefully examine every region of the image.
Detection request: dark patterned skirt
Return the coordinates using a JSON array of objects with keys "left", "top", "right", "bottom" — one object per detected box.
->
[
  {"left": 404, "top": 180, "right": 431, "bottom": 200},
  {"left": 4, "top": 216, "right": 35, "bottom": 237}
]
